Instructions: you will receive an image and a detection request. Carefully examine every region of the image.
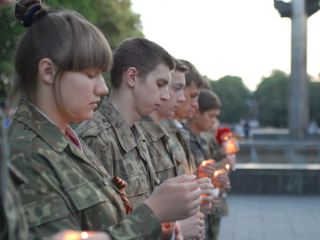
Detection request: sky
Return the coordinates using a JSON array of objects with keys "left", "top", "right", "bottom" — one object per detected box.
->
[{"left": 131, "top": 0, "right": 320, "bottom": 91}]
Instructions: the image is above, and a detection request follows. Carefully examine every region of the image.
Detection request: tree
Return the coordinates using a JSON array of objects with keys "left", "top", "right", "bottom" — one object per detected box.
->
[
  {"left": 209, "top": 76, "right": 250, "bottom": 124},
  {"left": 255, "top": 70, "right": 289, "bottom": 127}
]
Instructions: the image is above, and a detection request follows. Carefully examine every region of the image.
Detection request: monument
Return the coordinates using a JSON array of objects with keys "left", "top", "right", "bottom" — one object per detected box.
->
[{"left": 274, "top": 0, "right": 320, "bottom": 137}]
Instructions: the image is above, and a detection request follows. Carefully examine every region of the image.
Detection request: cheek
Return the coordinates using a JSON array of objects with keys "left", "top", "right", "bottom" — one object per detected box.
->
[{"left": 60, "top": 82, "right": 91, "bottom": 109}]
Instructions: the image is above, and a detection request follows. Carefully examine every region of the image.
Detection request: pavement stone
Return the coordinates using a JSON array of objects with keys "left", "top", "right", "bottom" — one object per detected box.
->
[{"left": 219, "top": 195, "right": 320, "bottom": 240}]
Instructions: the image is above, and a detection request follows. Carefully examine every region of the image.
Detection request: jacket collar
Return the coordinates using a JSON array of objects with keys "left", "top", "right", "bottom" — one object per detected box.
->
[
  {"left": 140, "top": 116, "right": 166, "bottom": 142},
  {"left": 99, "top": 98, "right": 136, "bottom": 152},
  {"left": 13, "top": 99, "right": 70, "bottom": 152}
]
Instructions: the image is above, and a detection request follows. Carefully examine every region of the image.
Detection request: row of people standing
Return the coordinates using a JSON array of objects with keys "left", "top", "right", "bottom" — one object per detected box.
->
[{"left": 1, "top": 0, "right": 236, "bottom": 239}]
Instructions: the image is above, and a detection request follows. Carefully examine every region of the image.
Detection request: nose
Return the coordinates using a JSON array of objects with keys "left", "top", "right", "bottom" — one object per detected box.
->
[
  {"left": 177, "top": 91, "right": 186, "bottom": 103},
  {"left": 95, "top": 75, "right": 109, "bottom": 96},
  {"left": 160, "top": 86, "right": 170, "bottom": 101}
]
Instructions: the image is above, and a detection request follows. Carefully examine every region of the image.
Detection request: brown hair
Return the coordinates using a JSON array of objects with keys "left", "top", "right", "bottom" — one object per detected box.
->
[
  {"left": 179, "top": 59, "right": 204, "bottom": 88},
  {"left": 198, "top": 89, "right": 221, "bottom": 113},
  {"left": 13, "top": 0, "right": 112, "bottom": 99},
  {"left": 174, "top": 58, "right": 188, "bottom": 73},
  {"left": 110, "top": 37, "right": 175, "bottom": 89}
]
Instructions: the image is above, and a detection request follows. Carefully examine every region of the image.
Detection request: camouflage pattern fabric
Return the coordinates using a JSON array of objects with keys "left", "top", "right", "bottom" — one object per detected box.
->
[
  {"left": 77, "top": 98, "right": 160, "bottom": 209},
  {"left": 0, "top": 107, "right": 28, "bottom": 240},
  {"left": 181, "top": 125, "right": 226, "bottom": 240},
  {"left": 185, "top": 126, "right": 211, "bottom": 166},
  {"left": 201, "top": 130, "right": 229, "bottom": 240},
  {"left": 138, "top": 116, "right": 177, "bottom": 183},
  {"left": 160, "top": 119, "right": 195, "bottom": 175},
  {"left": 9, "top": 99, "right": 161, "bottom": 240},
  {"left": 201, "top": 131, "right": 226, "bottom": 163}
]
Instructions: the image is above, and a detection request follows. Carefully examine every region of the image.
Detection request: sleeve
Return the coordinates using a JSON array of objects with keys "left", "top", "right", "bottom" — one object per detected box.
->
[
  {"left": 107, "top": 203, "right": 161, "bottom": 240},
  {"left": 11, "top": 154, "right": 81, "bottom": 240}
]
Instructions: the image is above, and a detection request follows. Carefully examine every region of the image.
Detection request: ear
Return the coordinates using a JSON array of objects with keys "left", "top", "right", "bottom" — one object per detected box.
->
[
  {"left": 38, "top": 58, "right": 57, "bottom": 85},
  {"left": 125, "top": 67, "right": 138, "bottom": 88}
]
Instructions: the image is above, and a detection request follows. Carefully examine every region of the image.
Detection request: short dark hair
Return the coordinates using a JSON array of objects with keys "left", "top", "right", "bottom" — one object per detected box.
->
[
  {"left": 111, "top": 37, "right": 175, "bottom": 89},
  {"left": 174, "top": 58, "right": 188, "bottom": 73},
  {"left": 198, "top": 89, "right": 221, "bottom": 113},
  {"left": 179, "top": 59, "right": 204, "bottom": 88}
]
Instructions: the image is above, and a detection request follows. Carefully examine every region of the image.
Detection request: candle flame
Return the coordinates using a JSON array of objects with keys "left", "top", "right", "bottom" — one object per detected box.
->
[
  {"left": 213, "top": 169, "right": 225, "bottom": 177},
  {"left": 81, "top": 232, "right": 89, "bottom": 239},
  {"left": 61, "top": 231, "right": 95, "bottom": 240},
  {"left": 226, "top": 164, "right": 230, "bottom": 170}
]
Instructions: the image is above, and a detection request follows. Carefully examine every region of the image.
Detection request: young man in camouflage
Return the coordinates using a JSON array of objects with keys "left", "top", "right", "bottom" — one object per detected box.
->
[
  {"left": 138, "top": 59, "right": 212, "bottom": 240},
  {"left": 77, "top": 37, "right": 175, "bottom": 209},
  {"left": 186, "top": 89, "right": 231, "bottom": 240},
  {"left": 168, "top": 59, "right": 205, "bottom": 174},
  {"left": 138, "top": 59, "right": 189, "bottom": 182}
]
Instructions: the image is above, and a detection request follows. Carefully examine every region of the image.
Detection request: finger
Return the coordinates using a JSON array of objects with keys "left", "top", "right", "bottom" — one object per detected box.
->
[
  {"left": 189, "top": 197, "right": 202, "bottom": 212},
  {"left": 189, "top": 187, "right": 202, "bottom": 200},
  {"left": 201, "top": 193, "right": 214, "bottom": 202},
  {"left": 196, "top": 177, "right": 211, "bottom": 184},
  {"left": 169, "top": 174, "right": 197, "bottom": 183},
  {"left": 198, "top": 182, "right": 214, "bottom": 191},
  {"left": 184, "top": 180, "right": 199, "bottom": 192}
]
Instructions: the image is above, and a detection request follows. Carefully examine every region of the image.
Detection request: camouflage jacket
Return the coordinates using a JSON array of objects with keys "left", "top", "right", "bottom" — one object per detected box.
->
[
  {"left": 2, "top": 165, "right": 29, "bottom": 240},
  {"left": 182, "top": 124, "right": 211, "bottom": 167},
  {"left": 200, "top": 131, "right": 229, "bottom": 217},
  {"left": 201, "top": 131, "right": 225, "bottom": 162},
  {"left": 138, "top": 116, "right": 177, "bottom": 183},
  {"left": 160, "top": 119, "right": 196, "bottom": 175},
  {"left": 77, "top": 99, "right": 160, "bottom": 209},
  {"left": 0, "top": 108, "right": 28, "bottom": 240},
  {"left": 9, "top": 100, "right": 161, "bottom": 240}
]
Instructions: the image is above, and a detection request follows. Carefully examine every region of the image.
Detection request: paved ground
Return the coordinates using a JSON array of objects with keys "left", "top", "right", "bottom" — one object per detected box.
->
[{"left": 219, "top": 195, "right": 320, "bottom": 240}]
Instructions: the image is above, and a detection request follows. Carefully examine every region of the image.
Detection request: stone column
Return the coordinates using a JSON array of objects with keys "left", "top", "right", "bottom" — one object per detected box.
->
[{"left": 289, "top": 0, "right": 309, "bottom": 137}]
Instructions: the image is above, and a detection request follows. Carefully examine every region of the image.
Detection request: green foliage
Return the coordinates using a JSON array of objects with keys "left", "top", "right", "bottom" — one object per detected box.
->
[
  {"left": 92, "top": 0, "right": 143, "bottom": 48},
  {"left": 255, "top": 70, "right": 289, "bottom": 127},
  {"left": 209, "top": 76, "right": 250, "bottom": 123}
]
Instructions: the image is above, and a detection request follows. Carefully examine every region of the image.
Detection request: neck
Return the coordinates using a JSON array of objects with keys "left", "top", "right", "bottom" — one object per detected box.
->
[
  {"left": 187, "top": 120, "right": 202, "bottom": 135},
  {"left": 33, "top": 95, "right": 68, "bottom": 133},
  {"left": 110, "top": 90, "right": 140, "bottom": 126},
  {"left": 150, "top": 111, "right": 163, "bottom": 124}
]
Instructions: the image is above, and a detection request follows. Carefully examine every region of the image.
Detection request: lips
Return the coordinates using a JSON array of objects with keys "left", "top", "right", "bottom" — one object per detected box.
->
[{"left": 154, "top": 103, "right": 162, "bottom": 108}]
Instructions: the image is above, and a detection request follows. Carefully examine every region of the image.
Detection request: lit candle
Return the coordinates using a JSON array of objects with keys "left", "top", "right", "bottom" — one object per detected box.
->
[
  {"left": 197, "top": 159, "right": 215, "bottom": 179},
  {"left": 61, "top": 231, "right": 95, "bottom": 240},
  {"left": 225, "top": 164, "right": 230, "bottom": 171},
  {"left": 213, "top": 168, "right": 226, "bottom": 178},
  {"left": 223, "top": 137, "right": 239, "bottom": 155}
]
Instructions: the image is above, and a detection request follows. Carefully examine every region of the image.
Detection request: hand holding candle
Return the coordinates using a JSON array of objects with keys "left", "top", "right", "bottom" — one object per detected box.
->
[
  {"left": 197, "top": 159, "right": 216, "bottom": 179},
  {"left": 212, "top": 169, "right": 231, "bottom": 192},
  {"left": 196, "top": 177, "right": 214, "bottom": 212}
]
